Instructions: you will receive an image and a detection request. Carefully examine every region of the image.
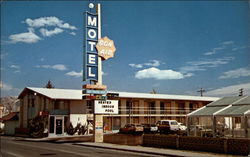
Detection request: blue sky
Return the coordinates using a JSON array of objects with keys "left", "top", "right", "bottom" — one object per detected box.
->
[{"left": 1, "top": 1, "right": 250, "bottom": 97}]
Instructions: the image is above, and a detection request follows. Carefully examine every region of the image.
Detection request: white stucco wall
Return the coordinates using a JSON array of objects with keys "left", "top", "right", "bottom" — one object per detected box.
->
[{"left": 70, "top": 114, "right": 87, "bottom": 128}]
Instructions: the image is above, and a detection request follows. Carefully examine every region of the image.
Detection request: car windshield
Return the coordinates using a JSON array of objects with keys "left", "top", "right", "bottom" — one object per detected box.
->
[
  {"left": 162, "top": 121, "right": 169, "bottom": 125},
  {"left": 171, "top": 121, "right": 178, "bottom": 125}
]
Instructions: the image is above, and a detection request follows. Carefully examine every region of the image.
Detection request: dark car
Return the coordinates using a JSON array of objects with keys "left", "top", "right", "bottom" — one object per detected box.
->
[
  {"left": 142, "top": 124, "right": 158, "bottom": 134},
  {"left": 119, "top": 124, "right": 143, "bottom": 134}
]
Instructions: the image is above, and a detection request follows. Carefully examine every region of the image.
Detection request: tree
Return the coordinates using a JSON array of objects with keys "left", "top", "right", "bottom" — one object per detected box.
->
[{"left": 45, "top": 80, "right": 54, "bottom": 88}]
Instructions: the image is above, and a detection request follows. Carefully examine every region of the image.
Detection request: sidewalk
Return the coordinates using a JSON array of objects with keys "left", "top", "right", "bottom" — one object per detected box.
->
[
  {"left": 75, "top": 142, "right": 243, "bottom": 157},
  {"left": 16, "top": 134, "right": 93, "bottom": 143}
]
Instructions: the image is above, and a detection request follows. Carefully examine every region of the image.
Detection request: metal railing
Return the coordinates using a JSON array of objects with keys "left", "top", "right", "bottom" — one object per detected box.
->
[{"left": 119, "top": 107, "right": 198, "bottom": 115}]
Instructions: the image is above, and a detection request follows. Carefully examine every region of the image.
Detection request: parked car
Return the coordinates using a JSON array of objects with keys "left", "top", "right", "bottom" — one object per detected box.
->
[
  {"left": 156, "top": 120, "right": 179, "bottom": 134},
  {"left": 178, "top": 123, "right": 187, "bottom": 131},
  {"left": 142, "top": 124, "right": 158, "bottom": 134},
  {"left": 119, "top": 124, "right": 143, "bottom": 134}
]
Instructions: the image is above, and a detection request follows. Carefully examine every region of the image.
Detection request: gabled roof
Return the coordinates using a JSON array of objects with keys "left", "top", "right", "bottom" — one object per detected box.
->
[
  {"left": 18, "top": 87, "right": 82, "bottom": 100},
  {"left": 18, "top": 87, "right": 219, "bottom": 101}
]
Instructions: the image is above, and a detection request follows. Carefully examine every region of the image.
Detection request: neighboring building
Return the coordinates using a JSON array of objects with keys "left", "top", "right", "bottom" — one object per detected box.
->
[
  {"left": 18, "top": 87, "right": 219, "bottom": 137},
  {"left": 0, "top": 112, "right": 19, "bottom": 135},
  {"left": 0, "top": 104, "right": 5, "bottom": 129},
  {"left": 188, "top": 96, "right": 250, "bottom": 138}
]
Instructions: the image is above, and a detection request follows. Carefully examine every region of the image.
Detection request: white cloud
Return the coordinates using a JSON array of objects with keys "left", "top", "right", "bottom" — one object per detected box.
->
[
  {"left": 219, "top": 67, "right": 250, "bottom": 79},
  {"left": 65, "top": 70, "right": 106, "bottom": 78},
  {"left": 221, "top": 41, "right": 234, "bottom": 45},
  {"left": 0, "top": 81, "right": 13, "bottom": 91},
  {"left": 135, "top": 67, "right": 185, "bottom": 80},
  {"left": 188, "top": 57, "right": 233, "bottom": 67},
  {"left": 204, "top": 47, "right": 225, "bottom": 56},
  {"left": 65, "top": 70, "right": 82, "bottom": 77},
  {"left": 69, "top": 32, "right": 76, "bottom": 36},
  {"left": 203, "top": 41, "right": 234, "bottom": 56},
  {"left": 10, "top": 65, "right": 20, "bottom": 69},
  {"left": 36, "top": 64, "right": 67, "bottom": 71},
  {"left": 232, "top": 46, "right": 248, "bottom": 51},
  {"left": 9, "top": 28, "right": 41, "bottom": 44},
  {"left": 40, "top": 28, "right": 64, "bottom": 37},
  {"left": 129, "top": 60, "right": 161, "bottom": 68},
  {"left": 25, "top": 16, "right": 77, "bottom": 30},
  {"left": 144, "top": 60, "right": 161, "bottom": 67},
  {"left": 180, "top": 65, "right": 206, "bottom": 72},
  {"left": 181, "top": 57, "right": 234, "bottom": 73},
  {"left": 129, "top": 64, "right": 143, "bottom": 68},
  {"left": 40, "top": 58, "right": 45, "bottom": 62},
  {"left": 206, "top": 82, "right": 250, "bottom": 97}
]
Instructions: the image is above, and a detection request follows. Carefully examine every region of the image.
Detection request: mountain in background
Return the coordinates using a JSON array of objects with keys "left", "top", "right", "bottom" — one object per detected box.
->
[{"left": 0, "top": 96, "right": 19, "bottom": 115}]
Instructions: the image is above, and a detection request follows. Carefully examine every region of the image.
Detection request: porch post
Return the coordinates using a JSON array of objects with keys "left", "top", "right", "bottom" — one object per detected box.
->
[{"left": 213, "top": 116, "right": 216, "bottom": 137}]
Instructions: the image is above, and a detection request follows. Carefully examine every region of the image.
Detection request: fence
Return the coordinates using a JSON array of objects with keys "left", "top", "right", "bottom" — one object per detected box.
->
[{"left": 143, "top": 134, "right": 250, "bottom": 156}]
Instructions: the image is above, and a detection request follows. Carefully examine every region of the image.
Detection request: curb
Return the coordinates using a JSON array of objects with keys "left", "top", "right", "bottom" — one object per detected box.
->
[{"left": 74, "top": 143, "right": 184, "bottom": 157}]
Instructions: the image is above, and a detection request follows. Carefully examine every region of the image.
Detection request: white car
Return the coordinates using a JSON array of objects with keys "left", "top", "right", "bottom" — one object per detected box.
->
[
  {"left": 157, "top": 120, "right": 179, "bottom": 132},
  {"left": 178, "top": 123, "right": 187, "bottom": 131}
]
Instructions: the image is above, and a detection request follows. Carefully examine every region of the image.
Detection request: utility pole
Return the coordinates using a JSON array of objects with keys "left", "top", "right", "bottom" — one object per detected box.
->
[
  {"left": 239, "top": 88, "right": 243, "bottom": 96},
  {"left": 197, "top": 88, "right": 205, "bottom": 97}
]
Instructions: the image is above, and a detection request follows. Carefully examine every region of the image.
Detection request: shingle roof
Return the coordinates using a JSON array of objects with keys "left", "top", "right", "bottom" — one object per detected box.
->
[{"left": 18, "top": 87, "right": 219, "bottom": 102}]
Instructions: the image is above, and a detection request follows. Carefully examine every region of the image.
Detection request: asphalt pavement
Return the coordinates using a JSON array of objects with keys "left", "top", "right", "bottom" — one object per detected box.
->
[
  {"left": 1, "top": 136, "right": 245, "bottom": 157},
  {"left": 0, "top": 136, "right": 164, "bottom": 157}
]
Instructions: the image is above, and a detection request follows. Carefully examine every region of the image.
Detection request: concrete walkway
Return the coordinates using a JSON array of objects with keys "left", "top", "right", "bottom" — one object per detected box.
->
[{"left": 75, "top": 142, "right": 243, "bottom": 157}]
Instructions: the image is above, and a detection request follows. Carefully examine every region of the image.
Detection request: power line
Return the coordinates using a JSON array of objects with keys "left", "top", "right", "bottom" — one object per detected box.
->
[
  {"left": 197, "top": 88, "right": 205, "bottom": 97},
  {"left": 239, "top": 88, "right": 243, "bottom": 96}
]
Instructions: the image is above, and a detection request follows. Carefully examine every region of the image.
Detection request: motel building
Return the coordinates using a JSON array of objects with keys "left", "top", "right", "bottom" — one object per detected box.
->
[{"left": 18, "top": 87, "right": 219, "bottom": 137}]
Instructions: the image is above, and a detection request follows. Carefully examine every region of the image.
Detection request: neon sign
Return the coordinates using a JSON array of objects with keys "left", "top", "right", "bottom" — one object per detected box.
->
[{"left": 83, "top": 12, "right": 98, "bottom": 81}]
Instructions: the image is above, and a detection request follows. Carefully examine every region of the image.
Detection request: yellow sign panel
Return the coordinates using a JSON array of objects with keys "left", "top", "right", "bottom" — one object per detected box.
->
[
  {"left": 83, "top": 84, "right": 107, "bottom": 90},
  {"left": 96, "top": 36, "right": 116, "bottom": 60}
]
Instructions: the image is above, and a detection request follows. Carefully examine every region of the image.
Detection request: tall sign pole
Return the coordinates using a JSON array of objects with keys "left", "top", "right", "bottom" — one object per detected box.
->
[
  {"left": 94, "top": 3, "right": 103, "bottom": 143},
  {"left": 97, "top": 3, "right": 102, "bottom": 85},
  {"left": 83, "top": 3, "right": 118, "bottom": 143}
]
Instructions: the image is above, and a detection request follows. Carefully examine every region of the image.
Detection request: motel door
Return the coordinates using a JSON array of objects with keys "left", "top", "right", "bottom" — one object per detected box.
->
[
  {"left": 56, "top": 119, "right": 63, "bottom": 134},
  {"left": 49, "top": 116, "right": 64, "bottom": 136}
]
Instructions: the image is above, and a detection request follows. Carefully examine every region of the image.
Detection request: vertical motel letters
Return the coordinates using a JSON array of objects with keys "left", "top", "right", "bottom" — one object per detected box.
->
[{"left": 85, "top": 12, "right": 98, "bottom": 81}]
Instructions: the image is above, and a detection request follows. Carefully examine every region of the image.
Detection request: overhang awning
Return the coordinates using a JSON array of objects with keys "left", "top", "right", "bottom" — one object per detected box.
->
[
  {"left": 188, "top": 106, "right": 225, "bottom": 117},
  {"left": 215, "top": 105, "right": 250, "bottom": 117}
]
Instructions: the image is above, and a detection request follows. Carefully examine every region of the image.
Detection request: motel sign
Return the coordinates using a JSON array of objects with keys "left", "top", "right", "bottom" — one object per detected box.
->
[{"left": 84, "top": 12, "right": 99, "bottom": 81}]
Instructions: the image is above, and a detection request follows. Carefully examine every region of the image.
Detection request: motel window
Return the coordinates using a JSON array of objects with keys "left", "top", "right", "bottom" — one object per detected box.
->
[
  {"left": 126, "top": 101, "right": 131, "bottom": 114},
  {"left": 189, "top": 103, "right": 194, "bottom": 111},
  {"left": 54, "top": 100, "right": 69, "bottom": 110},
  {"left": 178, "top": 102, "right": 185, "bottom": 114},
  {"left": 133, "top": 101, "right": 139, "bottom": 114},
  {"left": 160, "top": 102, "right": 165, "bottom": 114},
  {"left": 150, "top": 102, "right": 156, "bottom": 114},
  {"left": 49, "top": 116, "right": 55, "bottom": 133},
  {"left": 54, "top": 101, "right": 60, "bottom": 110},
  {"left": 118, "top": 100, "right": 121, "bottom": 114}
]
